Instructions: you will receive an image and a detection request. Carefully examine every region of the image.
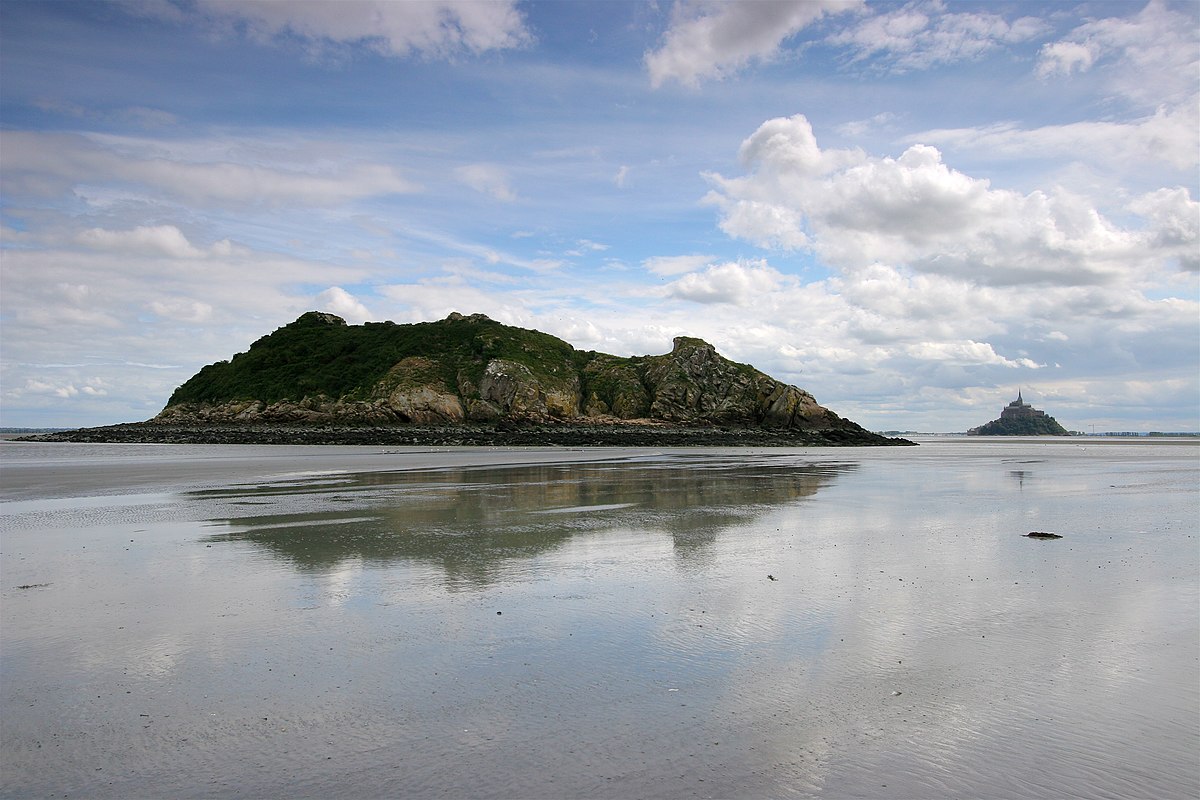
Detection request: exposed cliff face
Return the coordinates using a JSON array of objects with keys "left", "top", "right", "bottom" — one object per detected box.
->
[
  {"left": 640, "top": 337, "right": 838, "bottom": 429},
  {"left": 154, "top": 311, "right": 876, "bottom": 437}
]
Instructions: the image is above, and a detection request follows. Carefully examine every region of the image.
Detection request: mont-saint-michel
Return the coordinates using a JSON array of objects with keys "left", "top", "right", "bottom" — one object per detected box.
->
[
  {"left": 28, "top": 311, "right": 911, "bottom": 447},
  {"left": 968, "top": 390, "right": 1070, "bottom": 436}
]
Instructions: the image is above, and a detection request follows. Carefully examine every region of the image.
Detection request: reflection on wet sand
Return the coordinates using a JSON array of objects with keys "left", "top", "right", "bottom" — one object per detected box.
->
[{"left": 200, "top": 455, "right": 855, "bottom": 586}]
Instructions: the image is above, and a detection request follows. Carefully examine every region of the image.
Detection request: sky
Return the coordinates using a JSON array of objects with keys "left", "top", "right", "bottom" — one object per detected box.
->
[{"left": 1, "top": 0, "right": 1197, "bottom": 433}]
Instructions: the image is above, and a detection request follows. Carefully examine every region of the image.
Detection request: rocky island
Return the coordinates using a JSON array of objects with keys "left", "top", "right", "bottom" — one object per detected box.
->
[
  {"left": 968, "top": 391, "right": 1069, "bottom": 436},
  {"left": 26, "top": 311, "right": 911, "bottom": 447}
]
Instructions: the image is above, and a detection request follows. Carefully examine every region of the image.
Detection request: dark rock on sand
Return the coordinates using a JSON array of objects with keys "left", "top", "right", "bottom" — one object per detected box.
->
[{"left": 21, "top": 421, "right": 912, "bottom": 448}]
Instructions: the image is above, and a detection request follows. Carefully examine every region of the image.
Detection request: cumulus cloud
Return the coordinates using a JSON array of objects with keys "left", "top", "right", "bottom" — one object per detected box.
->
[
  {"left": 454, "top": 163, "right": 517, "bottom": 202},
  {"left": 12, "top": 377, "right": 108, "bottom": 399},
  {"left": 665, "top": 260, "right": 784, "bottom": 305},
  {"left": 316, "top": 286, "right": 373, "bottom": 324},
  {"left": 377, "top": 277, "right": 528, "bottom": 325},
  {"left": 902, "top": 340, "right": 1042, "bottom": 369},
  {"left": 138, "top": 0, "right": 532, "bottom": 60},
  {"left": 1128, "top": 188, "right": 1200, "bottom": 271},
  {"left": 704, "top": 114, "right": 1195, "bottom": 287},
  {"left": 828, "top": 0, "right": 1047, "bottom": 72},
  {"left": 645, "top": 0, "right": 859, "bottom": 88}
]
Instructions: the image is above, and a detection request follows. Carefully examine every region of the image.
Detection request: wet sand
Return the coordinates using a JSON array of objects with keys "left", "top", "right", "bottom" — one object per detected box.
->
[
  {"left": 0, "top": 441, "right": 640, "bottom": 503},
  {"left": 2, "top": 438, "right": 1198, "bottom": 798}
]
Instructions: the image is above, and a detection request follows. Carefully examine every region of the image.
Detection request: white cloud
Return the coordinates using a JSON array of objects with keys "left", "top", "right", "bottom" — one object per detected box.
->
[
  {"left": 829, "top": 0, "right": 1047, "bottom": 72},
  {"left": 0, "top": 234, "right": 381, "bottom": 425},
  {"left": 902, "top": 340, "right": 1041, "bottom": 369},
  {"left": 836, "top": 112, "right": 898, "bottom": 138},
  {"left": 388, "top": 220, "right": 564, "bottom": 272},
  {"left": 1037, "top": 41, "right": 1094, "bottom": 76},
  {"left": 1, "top": 239, "right": 370, "bottom": 344},
  {"left": 78, "top": 225, "right": 205, "bottom": 259},
  {"left": 665, "top": 260, "right": 784, "bottom": 305},
  {"left": 454, "top": 163, "right": 517, "bottom": 202},
  {"left": 12, "top": 377, "right": 108, "bottom": 399},
  {"left": 1035, "top": 0, "right": 1198, "bottom": 106},
  {"left": 645, "top": 0, "right": 859, "bottom": 88},
  {"left": 643, "top": 254, "right": 714, "bottom": 276},
  {"left": 56, "top": 283, "right": 91, "bottom": 306},
  {"left": 316, "top": 286, "right": 373, "bottom": 324},
  {"left": 1, "top": 131, "right": 420, "bottom": 207},
  {"left": 704, "top": 114, "right": 1194, "bottom": 287},
  {"left": 897, "top": 2, "right": 1198, "bottom": 194},
  {"left": 145, "top": 0, "right": 533, "bottom": 60},
  {"left": 911, "top": 102, "right": 1199, "bottom": 172},
  {"left": 147, "top": 298, "right": 215, "bottom": 323},
  {"left": 377, "top": 277, "right": 530, "bottom": 326},
  {"left": 564, "top": 239, "right": 610, "bottom": 257},
  {"left": 1128, "top": 187, "right": 1200, "bottom": 271},
  {"left": 614, "top": 165, "right": 630, "bottom": 188}
]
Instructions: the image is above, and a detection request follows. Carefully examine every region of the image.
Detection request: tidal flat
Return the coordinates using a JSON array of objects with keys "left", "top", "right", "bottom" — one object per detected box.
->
[{"left": 2, "top": 438, "right": 1197, "bottom": 799}]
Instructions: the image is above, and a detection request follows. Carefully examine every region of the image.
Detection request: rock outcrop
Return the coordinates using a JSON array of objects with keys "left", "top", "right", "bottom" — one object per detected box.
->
[{"left": 105, "top": 311, "right": 908, "bottom": 446}]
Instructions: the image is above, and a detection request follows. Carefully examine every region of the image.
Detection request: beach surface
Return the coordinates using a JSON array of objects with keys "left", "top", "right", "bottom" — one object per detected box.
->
[{"left": 2, "top": 437, "right": 1197, "bottom": 798}]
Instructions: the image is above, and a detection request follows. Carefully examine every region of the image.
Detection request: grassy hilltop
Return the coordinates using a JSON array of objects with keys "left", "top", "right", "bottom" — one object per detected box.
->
[{"left": 170, "top": 311, "right": 582, "bottom": 409}]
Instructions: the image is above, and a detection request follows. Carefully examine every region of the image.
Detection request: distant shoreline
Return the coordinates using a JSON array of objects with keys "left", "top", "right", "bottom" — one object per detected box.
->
[{"left": 15, "top": 421, "right": 915, "bottom": 448}]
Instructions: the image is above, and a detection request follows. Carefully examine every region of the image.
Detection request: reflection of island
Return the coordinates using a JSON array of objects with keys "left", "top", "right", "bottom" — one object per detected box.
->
[{"left": 201, "top": 456, "right": 855, "bottom": 588}]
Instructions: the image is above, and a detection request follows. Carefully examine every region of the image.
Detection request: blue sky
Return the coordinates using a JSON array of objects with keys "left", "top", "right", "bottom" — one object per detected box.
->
[{"left": 1, "top": 0, "right": 1196, "bottom": 432}]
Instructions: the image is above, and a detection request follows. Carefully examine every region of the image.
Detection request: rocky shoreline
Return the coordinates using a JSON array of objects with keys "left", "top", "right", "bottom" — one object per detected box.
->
[{"left": 18, "top": 422, "right": 915, "bottom": 448}]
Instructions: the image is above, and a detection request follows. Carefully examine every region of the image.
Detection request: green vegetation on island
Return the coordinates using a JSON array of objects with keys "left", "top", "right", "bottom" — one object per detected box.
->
[
  {"left": 170, "top": 311, "right": 583, "bottom": 407},
  {"left": 144, "top": 311, "right": 906, "bottom": 445}
]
